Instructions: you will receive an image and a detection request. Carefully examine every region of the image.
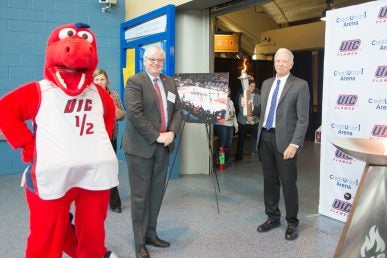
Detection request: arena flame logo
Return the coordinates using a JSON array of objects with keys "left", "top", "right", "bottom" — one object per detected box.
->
[
  {"left": 360, "top": 225, "right": 385, "bottom": 258},
  {"left": 338, "top": 39, "right": 361, "bottom": 56}
]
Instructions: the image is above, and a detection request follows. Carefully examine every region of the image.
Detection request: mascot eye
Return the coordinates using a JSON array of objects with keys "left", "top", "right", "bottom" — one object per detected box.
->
[
  {"left": 77, "top": 31, "right": 94, "bottom": 43},
  {"left": 58, "top": 28, "right": 77, "bottom": 39}
]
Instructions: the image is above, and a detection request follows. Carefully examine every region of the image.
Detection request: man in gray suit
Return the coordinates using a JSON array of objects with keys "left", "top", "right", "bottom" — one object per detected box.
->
[
  {"left": 122, "top": 45, "right": 182, "bottom": 258},
  {"left": 255, "top": 48, "right": 310, "bottom": 241}
]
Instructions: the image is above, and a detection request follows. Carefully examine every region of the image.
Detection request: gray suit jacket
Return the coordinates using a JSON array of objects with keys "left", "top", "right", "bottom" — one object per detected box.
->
[
  {"left": 256, "top": 74, "right": 310, "bottom": 153},
  {"left": 122, "top": 71, "right": 182, "bottom": 158}
]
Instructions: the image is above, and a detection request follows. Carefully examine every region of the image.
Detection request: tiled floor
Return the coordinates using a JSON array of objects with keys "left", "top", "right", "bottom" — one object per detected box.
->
[{"left": 0, "top": 141, "right": 344, "bottom": 258}]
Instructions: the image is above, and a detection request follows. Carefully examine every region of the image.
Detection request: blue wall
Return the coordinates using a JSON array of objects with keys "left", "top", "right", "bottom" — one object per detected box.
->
[{"left": 0, "top": 0, "right": 125, "bottom": 175}]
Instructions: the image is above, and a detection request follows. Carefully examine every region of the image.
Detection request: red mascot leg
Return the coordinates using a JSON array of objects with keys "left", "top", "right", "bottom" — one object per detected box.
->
[
  {"left": 25, "top": 189, "right": 73, "bottom": 258},
  {"left": 73, "top": 188, "right": 109, "bottom": 258},
  {"left": 26, "top": 188, "right": 109, "bottom": 258}
]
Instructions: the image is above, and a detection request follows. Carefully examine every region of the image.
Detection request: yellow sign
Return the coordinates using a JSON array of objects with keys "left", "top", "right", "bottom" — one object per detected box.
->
[
  {"left": 214, "top": 34, "right": 239, "bottom": 53},
  {"left": 123, "top": 48, "right": 136, "bottom": 88}
]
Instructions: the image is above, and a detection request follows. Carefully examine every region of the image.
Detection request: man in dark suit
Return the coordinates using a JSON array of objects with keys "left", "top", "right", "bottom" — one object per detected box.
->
[
  {"left": 255, "top": 48, "right": 310, "bottom": 241},
  {"left": 122, "top": 45, "right": 182, "bottom": 258}
]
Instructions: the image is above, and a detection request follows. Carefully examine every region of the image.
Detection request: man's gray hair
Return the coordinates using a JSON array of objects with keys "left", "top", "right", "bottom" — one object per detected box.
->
[
  {"left": 274, "top": 48, "right": 294, "bottom": 63},
  {"left": 143, "top": 45, "right": 165, "bottom": 58}
]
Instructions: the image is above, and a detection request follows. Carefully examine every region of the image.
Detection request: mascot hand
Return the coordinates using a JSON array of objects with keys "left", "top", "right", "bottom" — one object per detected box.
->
[{"left": 22, "top": 142, "right": 34, "bottom": 163}]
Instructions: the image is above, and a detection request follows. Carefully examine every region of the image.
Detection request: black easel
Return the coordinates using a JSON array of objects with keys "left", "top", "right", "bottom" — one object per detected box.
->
[
  {"left": 205, "top": 123, "right": 221, "bottom": 214},
  {"left": 164, "top": 122, "right": 221, "bottom": 214}
]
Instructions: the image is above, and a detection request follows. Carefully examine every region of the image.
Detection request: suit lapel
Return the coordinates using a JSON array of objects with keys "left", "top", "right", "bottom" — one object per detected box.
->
[
  {"left": 142, "top": 72, "right": 161, "bottom": 113},
  {"left": 278, "top": 74, "right": 293, "bottom": 104},
  {"left": 147, "top": 72, "right": 173, "bottom": 124},
  {"left": 159, "top": 74, "right": 169, "bottom": 96},
  {"left": 162, "top": 75, "right": 175, "bottom": 123},
  {"left": 158, "top": 74, "right": 167, "bottom": 102},
  {"left": 262, "top": 78, "right": 276, "bottom": 115}
]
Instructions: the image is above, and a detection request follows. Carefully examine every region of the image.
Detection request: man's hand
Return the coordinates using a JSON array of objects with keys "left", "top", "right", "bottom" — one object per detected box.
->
[
  {"left": 226, "top": 115, "right": 235, "bottom": 121},
  {"left": 115, "top": 106, "right": 125, "bottom": 120},
  {"left": 240, "top": 97, "right": 246, "bottom": 107},
  {"left": 283, "top": 144, "right": 297, "bottom": 160},
  {"left": 156, "top": 131, "right": 175, "bottom": 146}
]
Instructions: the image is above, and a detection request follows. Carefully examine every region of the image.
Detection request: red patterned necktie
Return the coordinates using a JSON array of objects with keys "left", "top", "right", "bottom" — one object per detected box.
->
[{"left": 153, "top": 78, "right": 166, "bottom": 132}]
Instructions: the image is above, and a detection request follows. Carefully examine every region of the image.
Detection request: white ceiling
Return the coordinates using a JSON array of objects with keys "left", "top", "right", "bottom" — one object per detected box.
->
[
  {"left": 178, "top": 0, "right": 374, "bottom": 56},
  {"left": 258, "top": 0, "right": 373, "bottom": 26},
  {"left": 179, "top": 0, "right": 374, "bottom": 26}
]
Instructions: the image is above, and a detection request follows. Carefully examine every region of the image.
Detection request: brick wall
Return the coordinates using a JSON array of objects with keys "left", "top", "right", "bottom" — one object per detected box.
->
[{"left": 0, "top": 0, "right": 125, "bottom": 175}]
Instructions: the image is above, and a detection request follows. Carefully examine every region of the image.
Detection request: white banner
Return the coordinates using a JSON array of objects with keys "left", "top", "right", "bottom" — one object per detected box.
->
[
  {"left": 124, "top": 15, "right": 167, "bottom": 41},
  {"left": 319, "top": 0, "right": 387, "bottom": 222}
]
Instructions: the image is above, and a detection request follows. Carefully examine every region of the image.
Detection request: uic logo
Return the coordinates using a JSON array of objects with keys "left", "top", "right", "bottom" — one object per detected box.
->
[
  {"left": 375, "top": 66, "right": 387, "bottom": 78},
  {"left": 378, "top": 6, "right": 387, "bottom": 19},
  {"left": 337, "top": 94, "right": 358, "bottom": 106},
  {"left": 335, "top": 149, "right": 352, "bottom": 160},
  {"left": 371, "top": 125, "right": 387, "bottom": 137},
  {"left": 339, "top": 39, "right": 361, "bottom": 52},
  {"left": 332, "top": 199, "right": 351, "bottom": 213}
]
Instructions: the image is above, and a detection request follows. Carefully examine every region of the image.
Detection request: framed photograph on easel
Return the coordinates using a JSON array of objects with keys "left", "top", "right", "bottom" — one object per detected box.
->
[{"left": 174, "top": 73, "right": 229, "bottom": 124}]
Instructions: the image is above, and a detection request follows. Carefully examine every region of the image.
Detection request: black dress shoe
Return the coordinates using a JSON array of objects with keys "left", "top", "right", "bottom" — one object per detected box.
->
[
  {"left": 110, "top": 207, "right": 122, "bottom": 213},
  {"left": 285, "top": 225, "right": 299, "bottom": 240},
  {"left": 257, "top": 219, "right": 281, "bottom": 232},
  {"left": 136, "top": 246, "right": 149, "bottom": 258},
  {"left": 235, "top": 156, "right": 243, "bottom": 162},
  {"left": 145, "top": 236, "right": 170, "bottom": 248}
]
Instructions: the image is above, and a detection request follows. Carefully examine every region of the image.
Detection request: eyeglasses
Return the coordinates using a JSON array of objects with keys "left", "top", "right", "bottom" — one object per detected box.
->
[{"left": 145, "top": 57, "right": 165, "bottom": 63}]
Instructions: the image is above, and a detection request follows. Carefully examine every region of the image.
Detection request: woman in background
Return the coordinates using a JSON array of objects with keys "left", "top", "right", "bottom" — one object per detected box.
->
[
  {"left": 93, "top": 69, "right": 125, "bottom": 213},
  {"left": 214, "top": 87, "right": 238, "bottom": 167}
]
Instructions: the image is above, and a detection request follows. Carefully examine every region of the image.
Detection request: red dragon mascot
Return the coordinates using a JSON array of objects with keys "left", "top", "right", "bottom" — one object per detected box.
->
[{"left": 0, "top": 23, "right": 118, "bottom": 258}]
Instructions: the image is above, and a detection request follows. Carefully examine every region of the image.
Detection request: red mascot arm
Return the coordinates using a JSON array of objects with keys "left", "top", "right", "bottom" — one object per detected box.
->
[
  {"left": 0, "top": 82, "right": 40, "bottom": 162},
  {"left": 96, "top": 84, "right": 115, "bottom": 139}
]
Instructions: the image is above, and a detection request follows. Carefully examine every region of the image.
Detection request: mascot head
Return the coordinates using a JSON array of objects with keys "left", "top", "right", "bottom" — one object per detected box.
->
[{"left": 44, "top": 23, "right": 98, "bottom": 96}]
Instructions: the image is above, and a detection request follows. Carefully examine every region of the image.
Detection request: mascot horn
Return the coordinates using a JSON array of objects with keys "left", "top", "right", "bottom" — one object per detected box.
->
[{"left": 0, "top": 23, "right": 119, "bottom": 258}]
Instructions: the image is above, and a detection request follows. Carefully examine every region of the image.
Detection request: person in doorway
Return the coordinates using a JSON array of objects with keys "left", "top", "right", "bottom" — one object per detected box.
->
[
  {"left": 214, "top": 87, "right": 238, "bottom": 167},
  {"left": 235, "top": 81, "right": 260, "bottom": 162},
  {"left": 122, "top": 45, "right": 182, "bottom": 258},
  {"left": 255, "top": 48, "right": 310, "bottom": 241},
  {"left": 93, "top": 68, "right": 125, "bottom": 213}
]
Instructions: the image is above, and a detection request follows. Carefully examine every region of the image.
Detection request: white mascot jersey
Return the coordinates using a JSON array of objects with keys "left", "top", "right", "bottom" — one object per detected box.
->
[{"left": 24, "top": 79, "right": 119, "bottom": 200}]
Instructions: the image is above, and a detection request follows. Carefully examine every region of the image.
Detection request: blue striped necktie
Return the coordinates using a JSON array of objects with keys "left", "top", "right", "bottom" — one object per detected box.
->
[{"left": 265, "top": 79, "right": 281, "bottom": 129}]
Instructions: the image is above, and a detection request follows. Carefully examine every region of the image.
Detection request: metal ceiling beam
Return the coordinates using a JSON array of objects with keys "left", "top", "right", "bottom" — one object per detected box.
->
[
  {"left": 177, "top": 0, "right": 232, "bottom": 10},
  {"left": 210, "top": 0, "right": 270, "bottom": 16}
]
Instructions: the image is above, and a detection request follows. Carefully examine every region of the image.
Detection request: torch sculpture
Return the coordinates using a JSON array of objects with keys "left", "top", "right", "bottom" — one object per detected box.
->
[{"left": 238, "top": 59, "right": 252, "bottom": 116}]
